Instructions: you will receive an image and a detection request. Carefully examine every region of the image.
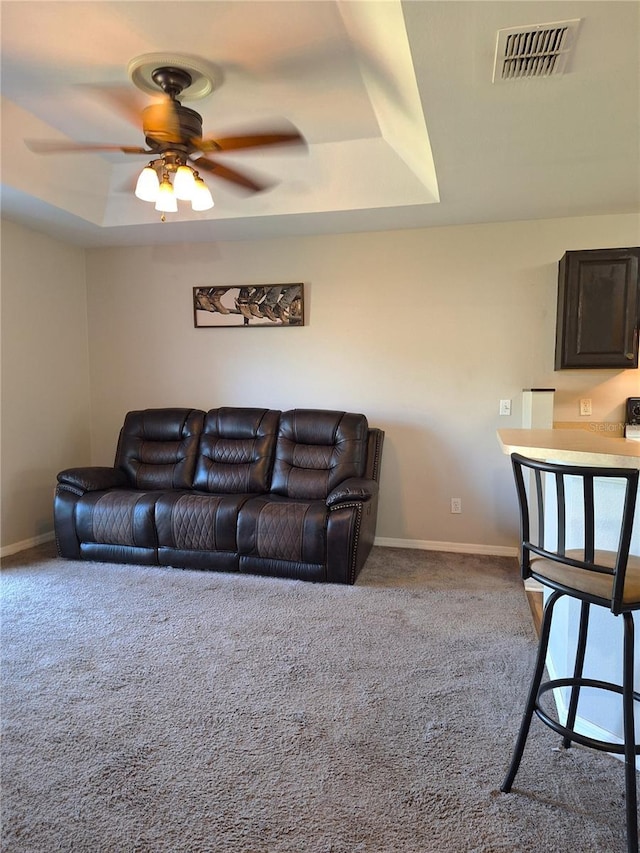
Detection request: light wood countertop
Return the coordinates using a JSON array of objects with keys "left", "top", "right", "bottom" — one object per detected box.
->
[{"left": 497, "top": 428, "right": 640, "bottom": 469}]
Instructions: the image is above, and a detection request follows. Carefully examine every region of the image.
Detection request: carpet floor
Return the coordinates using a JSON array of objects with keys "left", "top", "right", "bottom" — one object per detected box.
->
[{"left": 0, "top": 543, "right": 634, "bottom": 852}]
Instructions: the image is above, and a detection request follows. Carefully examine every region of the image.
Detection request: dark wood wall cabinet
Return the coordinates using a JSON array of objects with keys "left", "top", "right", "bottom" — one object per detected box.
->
[{"left": 555, "top": 247, "right": 640, "bottom": 369}]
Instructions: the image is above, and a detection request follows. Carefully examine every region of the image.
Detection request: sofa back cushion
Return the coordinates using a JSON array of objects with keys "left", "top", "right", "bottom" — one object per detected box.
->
[
  {"left": 271, "top": 409, "right": 368, "bottom": 500},
  {"left": 193, "top": 408, "right": 280, "bottom": 494},
  {"left": 115, "top": 408, "right": 205, "bottom": 489}
]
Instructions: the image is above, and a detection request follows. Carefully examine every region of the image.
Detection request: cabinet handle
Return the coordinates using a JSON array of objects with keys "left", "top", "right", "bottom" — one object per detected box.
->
[{"left": 626, "top": 352, "right": 635, "bottom": 360}]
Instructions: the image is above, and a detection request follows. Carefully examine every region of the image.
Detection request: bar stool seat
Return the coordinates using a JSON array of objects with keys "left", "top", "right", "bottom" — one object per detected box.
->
[
  {"left": 530, "top": 551, "right": 640, "bottom": 605},
  {"left": 501, "top": 453, "right": 640, "bottom": 853}
]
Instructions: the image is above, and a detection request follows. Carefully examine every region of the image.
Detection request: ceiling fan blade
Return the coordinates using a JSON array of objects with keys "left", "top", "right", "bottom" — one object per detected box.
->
[
  {"left": 195, "top": 130, "right": 305, "bottom": 154},
  {"left": 78, "top": 84, "right": 147, "bottom": 130},
  {"left": 191, "top": 157, "right": 270, "bottom": 193},
  {"left": 25, "top": 140, "right": 150, "bottom": 155},
  {"left": 79, "top": 85, "right": 182, "bottom": 144}
]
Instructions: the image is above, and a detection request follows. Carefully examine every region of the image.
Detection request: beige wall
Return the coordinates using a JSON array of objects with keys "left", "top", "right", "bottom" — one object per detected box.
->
[
  {"left": 1, "top": 214, "right": 636, "bottom": 554},
  {"left": 1, "top": 220, "right": 91, "bottom": 553},
  {"left": 84, "top": 212, "right": 640, "bottom": 553}
]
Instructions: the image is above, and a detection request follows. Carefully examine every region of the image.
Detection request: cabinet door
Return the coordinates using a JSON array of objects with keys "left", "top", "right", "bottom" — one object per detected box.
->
[{"left": 555, "top": 248, "right": 640, "bottom": 369}]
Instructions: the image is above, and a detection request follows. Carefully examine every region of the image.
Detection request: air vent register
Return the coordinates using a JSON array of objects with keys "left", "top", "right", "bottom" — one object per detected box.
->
[{"left": 493, "top": 19, "right": 581, "bottom": 82}]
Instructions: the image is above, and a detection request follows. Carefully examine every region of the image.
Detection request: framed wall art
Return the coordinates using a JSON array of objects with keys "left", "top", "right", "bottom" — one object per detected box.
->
[{"left": 193, "top": 283, "right": 305, "bottom": 327}]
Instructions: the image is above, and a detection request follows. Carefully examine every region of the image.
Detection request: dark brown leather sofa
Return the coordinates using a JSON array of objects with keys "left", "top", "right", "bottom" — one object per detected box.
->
[{"left": 54, "top": 407, "right": 384, "bottom": 584}]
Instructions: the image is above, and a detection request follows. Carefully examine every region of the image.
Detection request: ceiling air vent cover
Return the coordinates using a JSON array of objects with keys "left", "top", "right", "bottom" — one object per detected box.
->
[{"left": 493, "top": 19, "right": 581, "bottom": 82}]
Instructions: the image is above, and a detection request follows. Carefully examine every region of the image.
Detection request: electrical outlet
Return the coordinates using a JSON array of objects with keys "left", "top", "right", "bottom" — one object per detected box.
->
[
  {"left": 499, "top": 399, "right": 512, "bottom": 416},
  {"left": 579, "top": 398, "right": 592, "bottom": 416},
  {"left": 450, "top": 498, "right": 462, "bottom": 514}
]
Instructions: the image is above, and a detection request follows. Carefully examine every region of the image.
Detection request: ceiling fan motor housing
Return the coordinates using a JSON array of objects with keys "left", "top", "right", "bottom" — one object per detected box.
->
[
  {"left": 142, "top": 102, "right": 203, "bottom": 148},
  {"left": 141, "top": 66, "right": 204, "bottom": 149}
]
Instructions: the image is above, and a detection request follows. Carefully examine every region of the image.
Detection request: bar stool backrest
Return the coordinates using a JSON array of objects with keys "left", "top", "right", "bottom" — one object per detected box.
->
[{"left": 511, "top": 452, "right": 639, "bottom": 615}]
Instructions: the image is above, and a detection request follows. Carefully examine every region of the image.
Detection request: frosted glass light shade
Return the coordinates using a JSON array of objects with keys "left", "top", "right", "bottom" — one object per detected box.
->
[
  {"left": 134, "top": 166, "right": 160, "bottom": 202},
  {"left": 191, "top": 177, "right": 214, "bottom": 211},
  {"left": 155, "top": 178, "right": 178, "bottom": 213},
  {"left": 173, "top": 165, "right": 196, "bottom": 200}
]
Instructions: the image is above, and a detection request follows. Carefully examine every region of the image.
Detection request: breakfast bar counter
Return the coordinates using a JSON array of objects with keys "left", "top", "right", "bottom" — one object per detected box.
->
[{"left": 497, "top": 428, "right": 640, "bottom": 469}]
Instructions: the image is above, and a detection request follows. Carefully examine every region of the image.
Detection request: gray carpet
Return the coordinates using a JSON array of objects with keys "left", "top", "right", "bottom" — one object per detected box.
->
[{"left": 0, "top": 544, "right": 632, "bottom": 852}]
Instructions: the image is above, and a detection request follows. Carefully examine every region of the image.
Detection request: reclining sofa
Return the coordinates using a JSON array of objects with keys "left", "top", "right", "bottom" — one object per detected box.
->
[{"left": 54, "top": 407, "right": 384, "bottom": 584}]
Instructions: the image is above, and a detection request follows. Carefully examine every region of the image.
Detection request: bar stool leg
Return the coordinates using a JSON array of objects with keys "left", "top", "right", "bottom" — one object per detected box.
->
[
  {"left": 622, "top": 612, "right": 638, "bottom": 853},
  {"left": 501, "top": 589, "right": 563, "bottom": 793},
  {"left": 562, "top": 600, "right": 590, "bottom": 749}
]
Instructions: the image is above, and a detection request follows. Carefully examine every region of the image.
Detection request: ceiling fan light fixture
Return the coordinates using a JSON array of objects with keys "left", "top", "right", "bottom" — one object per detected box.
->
[
  {"left": 191, "top": 175, "right": 214, "bottom": 211},
  {"left": 155, "top": 175, "right": 178, "bottom": 213},
  {"left": 173, "top": 164, "right": 197, "bottom": 201},
  {"left": 135, "top": 165, "right": 160, "bottom": 202},
  {"left": 26, "top": 55, "right": 306, "bottom": 223}
]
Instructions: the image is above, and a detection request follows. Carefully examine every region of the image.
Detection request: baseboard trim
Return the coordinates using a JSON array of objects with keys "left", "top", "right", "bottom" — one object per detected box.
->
[
  {"left": 374, "top": 537, "right": 518, "bottom": 558},
  {"left": 1, "top": 530, "right": 55, "bottom": 559},
  {"left": 1, "top": 532, "right": 517, "bottom": 561}
]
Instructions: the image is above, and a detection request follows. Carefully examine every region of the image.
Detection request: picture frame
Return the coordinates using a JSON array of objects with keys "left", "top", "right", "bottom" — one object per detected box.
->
[{"left": 193, "top": 283, "right": 305, "bottom": 327}]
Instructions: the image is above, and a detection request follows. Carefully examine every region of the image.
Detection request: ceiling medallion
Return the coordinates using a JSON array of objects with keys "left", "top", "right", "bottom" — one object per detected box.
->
[{"left": 128, "top": 53, "right": 223, "bottom": 101}]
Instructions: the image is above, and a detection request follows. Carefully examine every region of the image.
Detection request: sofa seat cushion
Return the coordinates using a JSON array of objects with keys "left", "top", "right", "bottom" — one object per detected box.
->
[
  {"left": 237, "top": 496, "right": 326, "bottom": 564},
  {"left": 155, "top": 492, "right": 253, "bottom": 553},
  {"left": 75, "top": 490, "right": 161, "bottom": 549}
]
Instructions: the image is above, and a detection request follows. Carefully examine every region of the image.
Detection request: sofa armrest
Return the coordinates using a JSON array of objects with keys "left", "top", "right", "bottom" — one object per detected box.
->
[
  {"left": 326, "top": 478, "right": 378, "bottom": 508},
  {"left": 57, "top": 467, "right": 128, "bottom": 494}
]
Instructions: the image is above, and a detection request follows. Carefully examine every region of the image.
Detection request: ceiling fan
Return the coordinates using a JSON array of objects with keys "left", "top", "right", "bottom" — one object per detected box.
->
[{"left": 25, "top": 57, "right": 306, "bottom": 217}]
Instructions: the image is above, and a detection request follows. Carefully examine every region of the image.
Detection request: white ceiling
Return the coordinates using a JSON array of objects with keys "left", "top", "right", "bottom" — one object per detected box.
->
[{"left": 1, "top": 0, "right": 638, "bottom": 248}]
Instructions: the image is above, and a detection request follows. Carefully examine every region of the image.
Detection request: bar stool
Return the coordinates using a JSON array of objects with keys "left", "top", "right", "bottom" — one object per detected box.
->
[{"left": 501, "top": 453, "right": 640, "bottom": 853}]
